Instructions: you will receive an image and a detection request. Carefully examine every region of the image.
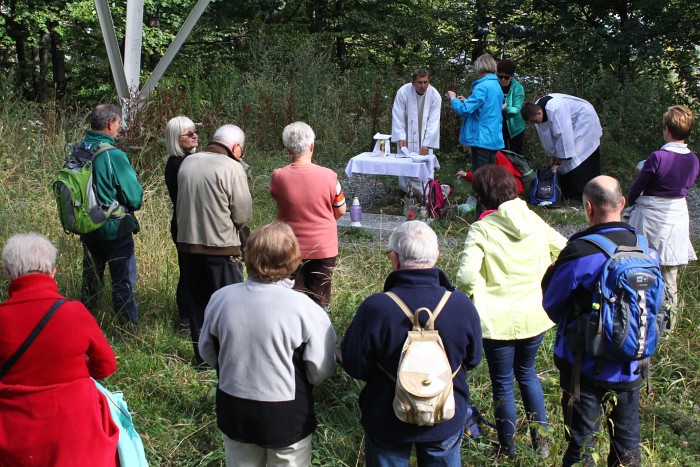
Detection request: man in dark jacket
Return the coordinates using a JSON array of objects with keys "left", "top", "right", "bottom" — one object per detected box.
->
[
  {"left": 341, "top": 221, "right": 482, "bottom": 466},
  {"left": 80, "top": 104, "right": 143, "bottom": 325},
  {"left": 542, "top": 175, "right": 658, "bottom": 466}
]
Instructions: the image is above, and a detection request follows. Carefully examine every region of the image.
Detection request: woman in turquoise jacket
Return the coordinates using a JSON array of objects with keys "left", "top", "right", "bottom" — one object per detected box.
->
[
  {"left": 456, "top": 165, "right": 566, "bottom": 458},
  {"left": 497, "top": 59, "right": 526, "bottom": 155}
]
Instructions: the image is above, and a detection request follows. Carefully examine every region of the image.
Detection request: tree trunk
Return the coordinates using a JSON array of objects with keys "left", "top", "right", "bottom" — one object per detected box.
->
[
  {"left": 49, "top": 21, "right": 67, "bottom": 101},
  {"left": 7, "top": 18, "right": 35, "bottom": 100},
  {"left": 38, "top": 32, "right": 50, "bottom": 102}
]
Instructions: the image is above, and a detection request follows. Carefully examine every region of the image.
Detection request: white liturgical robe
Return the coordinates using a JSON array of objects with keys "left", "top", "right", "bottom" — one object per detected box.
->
[
  {"left": 534, "top": 93, "right": 603, "bottom": 175},
  {"left": 391, "top": 83, "right": 442, "bottom": 152}
]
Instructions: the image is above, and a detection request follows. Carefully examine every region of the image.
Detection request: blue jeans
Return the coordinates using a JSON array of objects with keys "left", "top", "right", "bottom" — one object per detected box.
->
[
  {"left": 482, "top": 333, "right": 548, "bottom": 453},
  {"left": 364, "top": 430, "right": 463, "bottom": 467},
  {"left": 560, "top": 374, "right": 641, "bottom": 467},
  {"left": 81, "top": 235, "right": 138, "bottom": 324}
]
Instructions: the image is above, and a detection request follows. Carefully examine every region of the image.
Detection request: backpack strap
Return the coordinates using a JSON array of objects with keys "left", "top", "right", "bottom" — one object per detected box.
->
[
  {"left": 581, "top": 231, "right": 647, "bottom": 257},
  {"left": 566, "top": 297, "right": 584, "bottom": 428},
  {"left": 384, "top": 291, "right": 414, "bottom": 321},
  {"left": 580, "top": 233, "right": 618, "bottom": 257},
  {"left": 384, "top": 290, "right": 452, "bottom": 330}
]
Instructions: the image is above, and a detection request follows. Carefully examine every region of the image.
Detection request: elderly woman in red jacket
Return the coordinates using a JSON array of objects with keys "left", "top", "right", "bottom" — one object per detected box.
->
[{"left": 0, "top": 232, "right": 119, "bottom": 466}]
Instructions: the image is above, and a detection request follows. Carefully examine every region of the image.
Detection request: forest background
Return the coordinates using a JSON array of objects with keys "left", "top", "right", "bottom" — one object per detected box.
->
[{"left": 1, "top": 0, "right": 700, "bottom": 465}]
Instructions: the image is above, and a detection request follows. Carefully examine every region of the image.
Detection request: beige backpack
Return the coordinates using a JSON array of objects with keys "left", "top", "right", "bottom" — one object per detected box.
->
[{"left": 379, "top": 290, "right": 460, "bottom": 426}]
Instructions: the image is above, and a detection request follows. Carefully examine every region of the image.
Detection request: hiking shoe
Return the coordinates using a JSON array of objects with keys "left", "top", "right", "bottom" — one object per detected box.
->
[
  {"left": 532, "top": 434, "right": 550, "bottom": 458},
  {"left": 491, "top": 443, "right": 516, "bottom": 460}
]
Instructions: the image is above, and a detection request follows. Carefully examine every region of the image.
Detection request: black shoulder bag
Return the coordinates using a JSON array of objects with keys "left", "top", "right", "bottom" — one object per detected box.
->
[{"left": 0, "top": 299, "right": 65, "bottom": 379}]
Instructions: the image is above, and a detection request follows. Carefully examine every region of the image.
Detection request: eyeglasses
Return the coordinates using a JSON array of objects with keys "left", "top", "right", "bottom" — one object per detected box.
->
[
  {"left": 180, "top": 131, "right": 197, "bottom": 138},
  {"left": 497, "top": 75, "right": 512, "bottom": 81}
]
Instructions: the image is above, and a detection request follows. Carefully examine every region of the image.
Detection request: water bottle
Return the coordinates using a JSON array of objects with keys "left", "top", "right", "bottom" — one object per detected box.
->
[
  {"left": 350, "top": 197, "right": 362, "bottom": 227},
  {"left": 404, "top": 191, "right": 416, "bottom": 219}
]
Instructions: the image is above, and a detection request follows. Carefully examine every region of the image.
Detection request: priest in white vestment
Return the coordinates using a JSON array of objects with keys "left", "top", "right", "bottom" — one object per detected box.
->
[
  {"left": 391, "top": 68, "right": 442, "bottom": 194},
  {"left": 522, "top": 94, "right": 603, "bottom": 201}
]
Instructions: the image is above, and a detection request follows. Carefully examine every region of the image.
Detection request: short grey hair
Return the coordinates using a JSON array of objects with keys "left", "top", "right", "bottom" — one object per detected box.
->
[
  {"left": 412, "top": 68, "right": 430, "bottom": 81},
  {"left": 582, "top": 177, "right": 624, "bottom": 210},
  {"left": 89, "top": 104, "right": 120, "bottom": 130},
  {"left": 282, "top": 121, "right": 315, "bottom": 155},
  {"left": 165, "top": 116, "right": 196, "bottom": 157},
  {"left": 2, "top": 233, "right": 57, "bottom": 280},
  {"left": 474, "top": 54, "right": 497, "bottom": 75},
  {"left": 212, "top": 124, "right": 245, "bottom": 149},
  {"left": 388, "top": 221, "right": 439, "bottom": 268}
]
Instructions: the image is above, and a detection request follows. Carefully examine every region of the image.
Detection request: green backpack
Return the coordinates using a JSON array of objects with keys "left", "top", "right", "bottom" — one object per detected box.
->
[{"left": 54, "top": 142, "right": 125, "bottom": 234}]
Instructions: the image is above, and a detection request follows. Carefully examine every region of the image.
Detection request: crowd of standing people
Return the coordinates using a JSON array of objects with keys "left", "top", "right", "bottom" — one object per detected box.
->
[{"left": 0, "top": 51, "right": 697, "bottom": 466}]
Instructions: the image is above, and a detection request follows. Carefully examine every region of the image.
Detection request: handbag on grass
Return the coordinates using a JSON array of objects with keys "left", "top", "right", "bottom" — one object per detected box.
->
[{"left": 94, "top": 379, "right": 149, "bottom": 467}]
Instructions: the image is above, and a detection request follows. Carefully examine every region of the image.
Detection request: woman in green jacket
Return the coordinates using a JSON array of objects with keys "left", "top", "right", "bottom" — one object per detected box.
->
[
  {"left": 456, "top": 164, "right": 566, "bottom": 458},
  {"left": 498, "top": 59, "right": 526, "bottom": 155}
]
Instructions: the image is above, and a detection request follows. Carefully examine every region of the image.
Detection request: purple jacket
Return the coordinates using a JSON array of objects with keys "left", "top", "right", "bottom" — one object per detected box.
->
[{"left": 628, "top": 147, "right": 699, "bottom": 205}]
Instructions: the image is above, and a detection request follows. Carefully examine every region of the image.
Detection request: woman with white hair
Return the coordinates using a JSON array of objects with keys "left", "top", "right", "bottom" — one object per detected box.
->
[
  {"left": 0, "top": 233, "right": 118, "bottom": 466},
  {"left": 269, "top": 121, "right": 346, "bottom": 309},
  {"left": 448, "top": 53, "right": 505, "bottom": 214},
  {"left": 164, "top": 116, "right": 198, "bottom": 327}
]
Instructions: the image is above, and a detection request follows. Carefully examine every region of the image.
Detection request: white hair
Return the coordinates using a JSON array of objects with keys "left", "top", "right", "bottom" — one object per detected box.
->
[
  {"left": 474, "top": 53, "right": 497, "bottom": 75},
  {"left": 212, "top": 124, "right": 245, "bottom": 149},
  {"left": 282, "top": 121, "right": 315, "bottom": 155},
  {"left": 165, "top": 116, "right": 196, "bottom": 157},
  {"left": 2, "top": 233, "right": 57, "bottom": 280},
  {"left": 388, "top": 221, "right": 439, "bottom": 268}
]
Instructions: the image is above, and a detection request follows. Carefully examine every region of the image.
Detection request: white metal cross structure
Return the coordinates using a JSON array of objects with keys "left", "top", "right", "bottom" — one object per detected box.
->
[{"left": 94, "top": 0, "right": 212, "bottom": 126}]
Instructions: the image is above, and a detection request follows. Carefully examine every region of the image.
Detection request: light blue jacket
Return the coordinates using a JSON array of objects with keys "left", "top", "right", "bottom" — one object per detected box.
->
[{"left": 451, "top": 74, "right": 504, "bottom": 150}]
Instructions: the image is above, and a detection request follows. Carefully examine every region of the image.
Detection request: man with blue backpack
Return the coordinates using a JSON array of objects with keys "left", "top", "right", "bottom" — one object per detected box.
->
[{"left": 542, "top": 176, "right": 667, "bottom": 467}]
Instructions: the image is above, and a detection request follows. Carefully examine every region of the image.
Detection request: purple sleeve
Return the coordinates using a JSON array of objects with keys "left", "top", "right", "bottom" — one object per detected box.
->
[{"left": 627, "top": 152, "right": 658, "bottom": 206}]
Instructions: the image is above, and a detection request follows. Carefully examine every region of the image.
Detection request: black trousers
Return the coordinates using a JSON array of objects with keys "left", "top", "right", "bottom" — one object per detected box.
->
[
  {"left": 293, "top": 256, "right": 337, "bottom": 309},
  {"left": 503, "top": 128, "right": 524, "bottom": 156},
  {"left": 179, "top": 252, "right": 243, "bottom": 364},
  {"left": 558, "top": 147, "right": 601, "bottom": 201}
]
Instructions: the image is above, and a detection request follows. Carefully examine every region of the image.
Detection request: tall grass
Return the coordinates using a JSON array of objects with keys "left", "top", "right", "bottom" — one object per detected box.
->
[{"left": 0, "top": 40, "right": 699, "bottom": 465}]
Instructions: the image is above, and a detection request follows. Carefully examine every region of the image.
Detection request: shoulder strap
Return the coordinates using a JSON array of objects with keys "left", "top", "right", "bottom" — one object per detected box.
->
[
  {"left": 0, "top": 298, "right": 65, "bottom": 379},
  {"left": 580, "top": 233, "right": 618, "bottom": 258},
  {"left": 384, "top": 290, "right": 452, "bottom": 324},
  {"left": 384, "top": 291, "right": 413, "bottom": 321},
  {"left": 431, "top": 291, "right": 452, "bottom": 321},
  {"left": 635, "top": 233, "right": 648, "bottom": 253},
  {"left": 91, "top": 143, "right": 115, "bottom": 157}
]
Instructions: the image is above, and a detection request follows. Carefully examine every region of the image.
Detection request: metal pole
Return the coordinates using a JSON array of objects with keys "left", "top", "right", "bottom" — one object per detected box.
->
[
  {"left": 139, "top": 0, "right": 212, "bottom": 101},
  {"left": 124, "top": 0, "right": 144, "bottom": 92},
  {"left": 123, "top": 0, "right": 145, "bottom": 126},
  {"left": 94, "top": 0, "right": 129, "bottom": 100}
]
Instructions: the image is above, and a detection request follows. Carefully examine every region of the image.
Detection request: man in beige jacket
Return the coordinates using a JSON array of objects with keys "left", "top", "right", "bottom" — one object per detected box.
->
[{"left": 176, "top": 124, "right": 252, "bottom": 365}]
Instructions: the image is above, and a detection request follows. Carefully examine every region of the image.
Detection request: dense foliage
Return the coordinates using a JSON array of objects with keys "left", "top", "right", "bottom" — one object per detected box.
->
[
  {"left": 2, "top": 0, "right": 699, "bottom": 102},
  {"left": 1, "top": 1, "right": 700, "bottom": 465}
]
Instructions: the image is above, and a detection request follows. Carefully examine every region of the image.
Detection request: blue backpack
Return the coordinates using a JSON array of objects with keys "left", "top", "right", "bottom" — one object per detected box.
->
[
  {"left": 578, "top": 233, "right": 668, "bottom": 361},
  {"left": 529, "top": 166, "right": 560, "bottom": 207}
]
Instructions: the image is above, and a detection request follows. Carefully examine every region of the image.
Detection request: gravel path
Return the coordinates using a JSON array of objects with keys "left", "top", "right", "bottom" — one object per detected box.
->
[{"left": 341, "top": 172, "right": 700, "bottom": 240}]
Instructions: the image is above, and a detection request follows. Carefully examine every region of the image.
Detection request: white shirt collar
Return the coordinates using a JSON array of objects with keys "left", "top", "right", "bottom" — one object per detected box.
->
[{"left": 660, "top": 142, "right": 690, "bottom": 154}]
